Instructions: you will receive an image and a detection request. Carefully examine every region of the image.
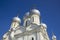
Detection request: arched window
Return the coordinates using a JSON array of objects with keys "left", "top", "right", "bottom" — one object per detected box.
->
[
  {"left": 33, "top": 17, "right": 34, "bottom": 22},
  {"left": 27, "top": 20, "right": 30, "bottom": 26},
  {"left": 31, "top": 17, "right": 34, "bottom": 22},
  {"left": 32, "top": 37, "right": 34, "bottom": 40},
  {"left": 26, "top": 20, "right": 30, "bottom": 26},
  {"left": 26, "top": 21, "right": 27, "bottom": 27}
]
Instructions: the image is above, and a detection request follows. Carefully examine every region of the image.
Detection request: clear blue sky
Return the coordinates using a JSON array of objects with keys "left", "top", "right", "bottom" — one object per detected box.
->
[{"left": 0, "top": 0, "right": 60, "bottom": 40}]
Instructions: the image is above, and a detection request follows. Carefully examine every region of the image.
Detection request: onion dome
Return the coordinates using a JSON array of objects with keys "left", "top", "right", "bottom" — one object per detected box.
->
[
  {"left": 52, "top": 33, "right": 56, "bottom": 39},
  {"left": 3, "top": 34, "right": 7, "bottom": 38},
  {"left": 3, "top": 33, "right": 8, "bottom": 39},
  {"left": 41, "top": 23, "right": 47, "bottom": 28},
  {"left": 23, "top": 12, "right": 30, "bottom": 20},
  {"left": 25, "top": 12, "right": 30, "bottom": 16},
  {"left": 52, "top": 35, "right": 56, "bottom": 38},
  {"left": 30, "top": 9, "right": 40, "bottom": 15},
  {"left": 13, "top": 16, "right": 21, "bottom": 23}
]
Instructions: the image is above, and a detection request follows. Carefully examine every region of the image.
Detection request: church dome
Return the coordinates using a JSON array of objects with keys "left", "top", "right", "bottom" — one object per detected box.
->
[
  {"left": 23, "top": 12, "right": 30, "bottom": 20},
  {"left": 52, "top": 34, "right": 56, "bottom": 39},
  {"left": 25, "top": 12, "right": 30, "bottom": 16},
  {"left": 41, "top": 23, "right": 47, "bottom": 28},
  {"left": 30, "top": 9, "right": 40, "bottom": 15},
  {"left": 53, "top": 35, "right": 56, "bottom": 38},
  {"left": 13, "top": 16, "right": 21, "bottom": 23}
]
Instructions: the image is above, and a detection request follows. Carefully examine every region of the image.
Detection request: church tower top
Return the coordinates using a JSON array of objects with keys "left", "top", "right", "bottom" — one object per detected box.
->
[
  {"left": 30, "top": 9, "right": 40, "bottom": 15},
  {"left": 52, "top": 33, "right": 56, "bottom": 40},
  {"left": 25, "top": 12, "right": 30, "bottom": 17},
  {"left": 13, "top": 16, "right": 21, "bottom": 23},
  {"left": 41, "top": 23, "right": 47, "bottom": 28}
]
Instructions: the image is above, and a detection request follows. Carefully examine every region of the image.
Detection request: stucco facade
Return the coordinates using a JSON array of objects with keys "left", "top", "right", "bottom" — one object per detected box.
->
[{"left": 2, "top": 9, "right": 56, "bottom": 40}]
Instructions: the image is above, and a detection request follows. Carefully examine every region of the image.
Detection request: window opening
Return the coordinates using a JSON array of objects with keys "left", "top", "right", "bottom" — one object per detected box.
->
[{"left": 32, "top": 37, "right": 34, "bottom": 40}]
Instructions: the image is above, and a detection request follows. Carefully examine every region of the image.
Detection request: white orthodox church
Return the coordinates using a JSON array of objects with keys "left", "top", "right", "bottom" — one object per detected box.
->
[{"left": 3, "top": 9, "right": 57, "bottom": 40}]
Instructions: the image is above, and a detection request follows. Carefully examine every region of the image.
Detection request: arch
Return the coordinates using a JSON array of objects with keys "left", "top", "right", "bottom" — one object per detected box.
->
[
  {"left": 26, "top": 21, "right": 27, "bottom": 27},
  {"left": 32, "top": 37, "right": 34, "bottom": 40}
]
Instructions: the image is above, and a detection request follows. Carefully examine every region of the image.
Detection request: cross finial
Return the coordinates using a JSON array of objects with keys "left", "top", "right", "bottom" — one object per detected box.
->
[
  {"left": 32, "top": 4, "right": 37, "bottom": 9},
  {"left": 52, "top": 32, "right": 54, "bottom": 35},
  {"left": 16, "top": 8, "right": 20, "bottom": 17},
  {"left": 16, "top": 14, "right": 19, "bottom": 17},
  {"left": 31, "top": 4, "right": 36, "bottom": 9},
  {"left": 30, "top": 4, "right": 37, "bottom": 12}
]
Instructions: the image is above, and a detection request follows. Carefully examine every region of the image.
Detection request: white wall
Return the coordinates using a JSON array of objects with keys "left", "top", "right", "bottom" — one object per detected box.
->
[
  {"left": 27, "top": 33, "right": 37, "bottom": 40},
  {"left": 31, "top": 14, "right": 40, "bottom": 25},
  {"left": 17, "top": 37, "right": 24, "bottom": 40}
]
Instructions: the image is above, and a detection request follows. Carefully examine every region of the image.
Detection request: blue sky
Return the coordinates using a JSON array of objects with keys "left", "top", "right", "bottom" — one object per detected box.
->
[{"left": 0, "top": 0, "right": 60, "bottom": 40}]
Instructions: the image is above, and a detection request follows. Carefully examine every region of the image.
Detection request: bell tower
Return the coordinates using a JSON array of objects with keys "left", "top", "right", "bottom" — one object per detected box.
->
[
  {"left": 30, "top": 9, "right": 40, "bottom": 25},
  {"left": 23, "top": 12, "right": 31, "bottom": 27},
  {"left": 10, "top": 16, "right": 21, "bottom": 30}
]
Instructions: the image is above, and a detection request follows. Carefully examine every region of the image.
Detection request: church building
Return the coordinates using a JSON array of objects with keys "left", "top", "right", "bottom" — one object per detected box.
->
[{"left": 2, "top": 9, "right": 57, "bottom": 40}]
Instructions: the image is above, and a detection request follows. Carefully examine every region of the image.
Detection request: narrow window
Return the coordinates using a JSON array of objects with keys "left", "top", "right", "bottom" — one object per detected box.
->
[
  {"left": 31, "top": 17, "right": 34, "bottom": 22},
  {"left": 33, "top": 17, "right": 34, "bottom": 22},
  {"left": 32, "top": 37, "right": 34, "bottom": 40},
  {"left": 26, "top": 21, "right": 27, "bottom": 26},
  {"left": 27, "top": 20, "right": 30, "bottom": 26}
]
